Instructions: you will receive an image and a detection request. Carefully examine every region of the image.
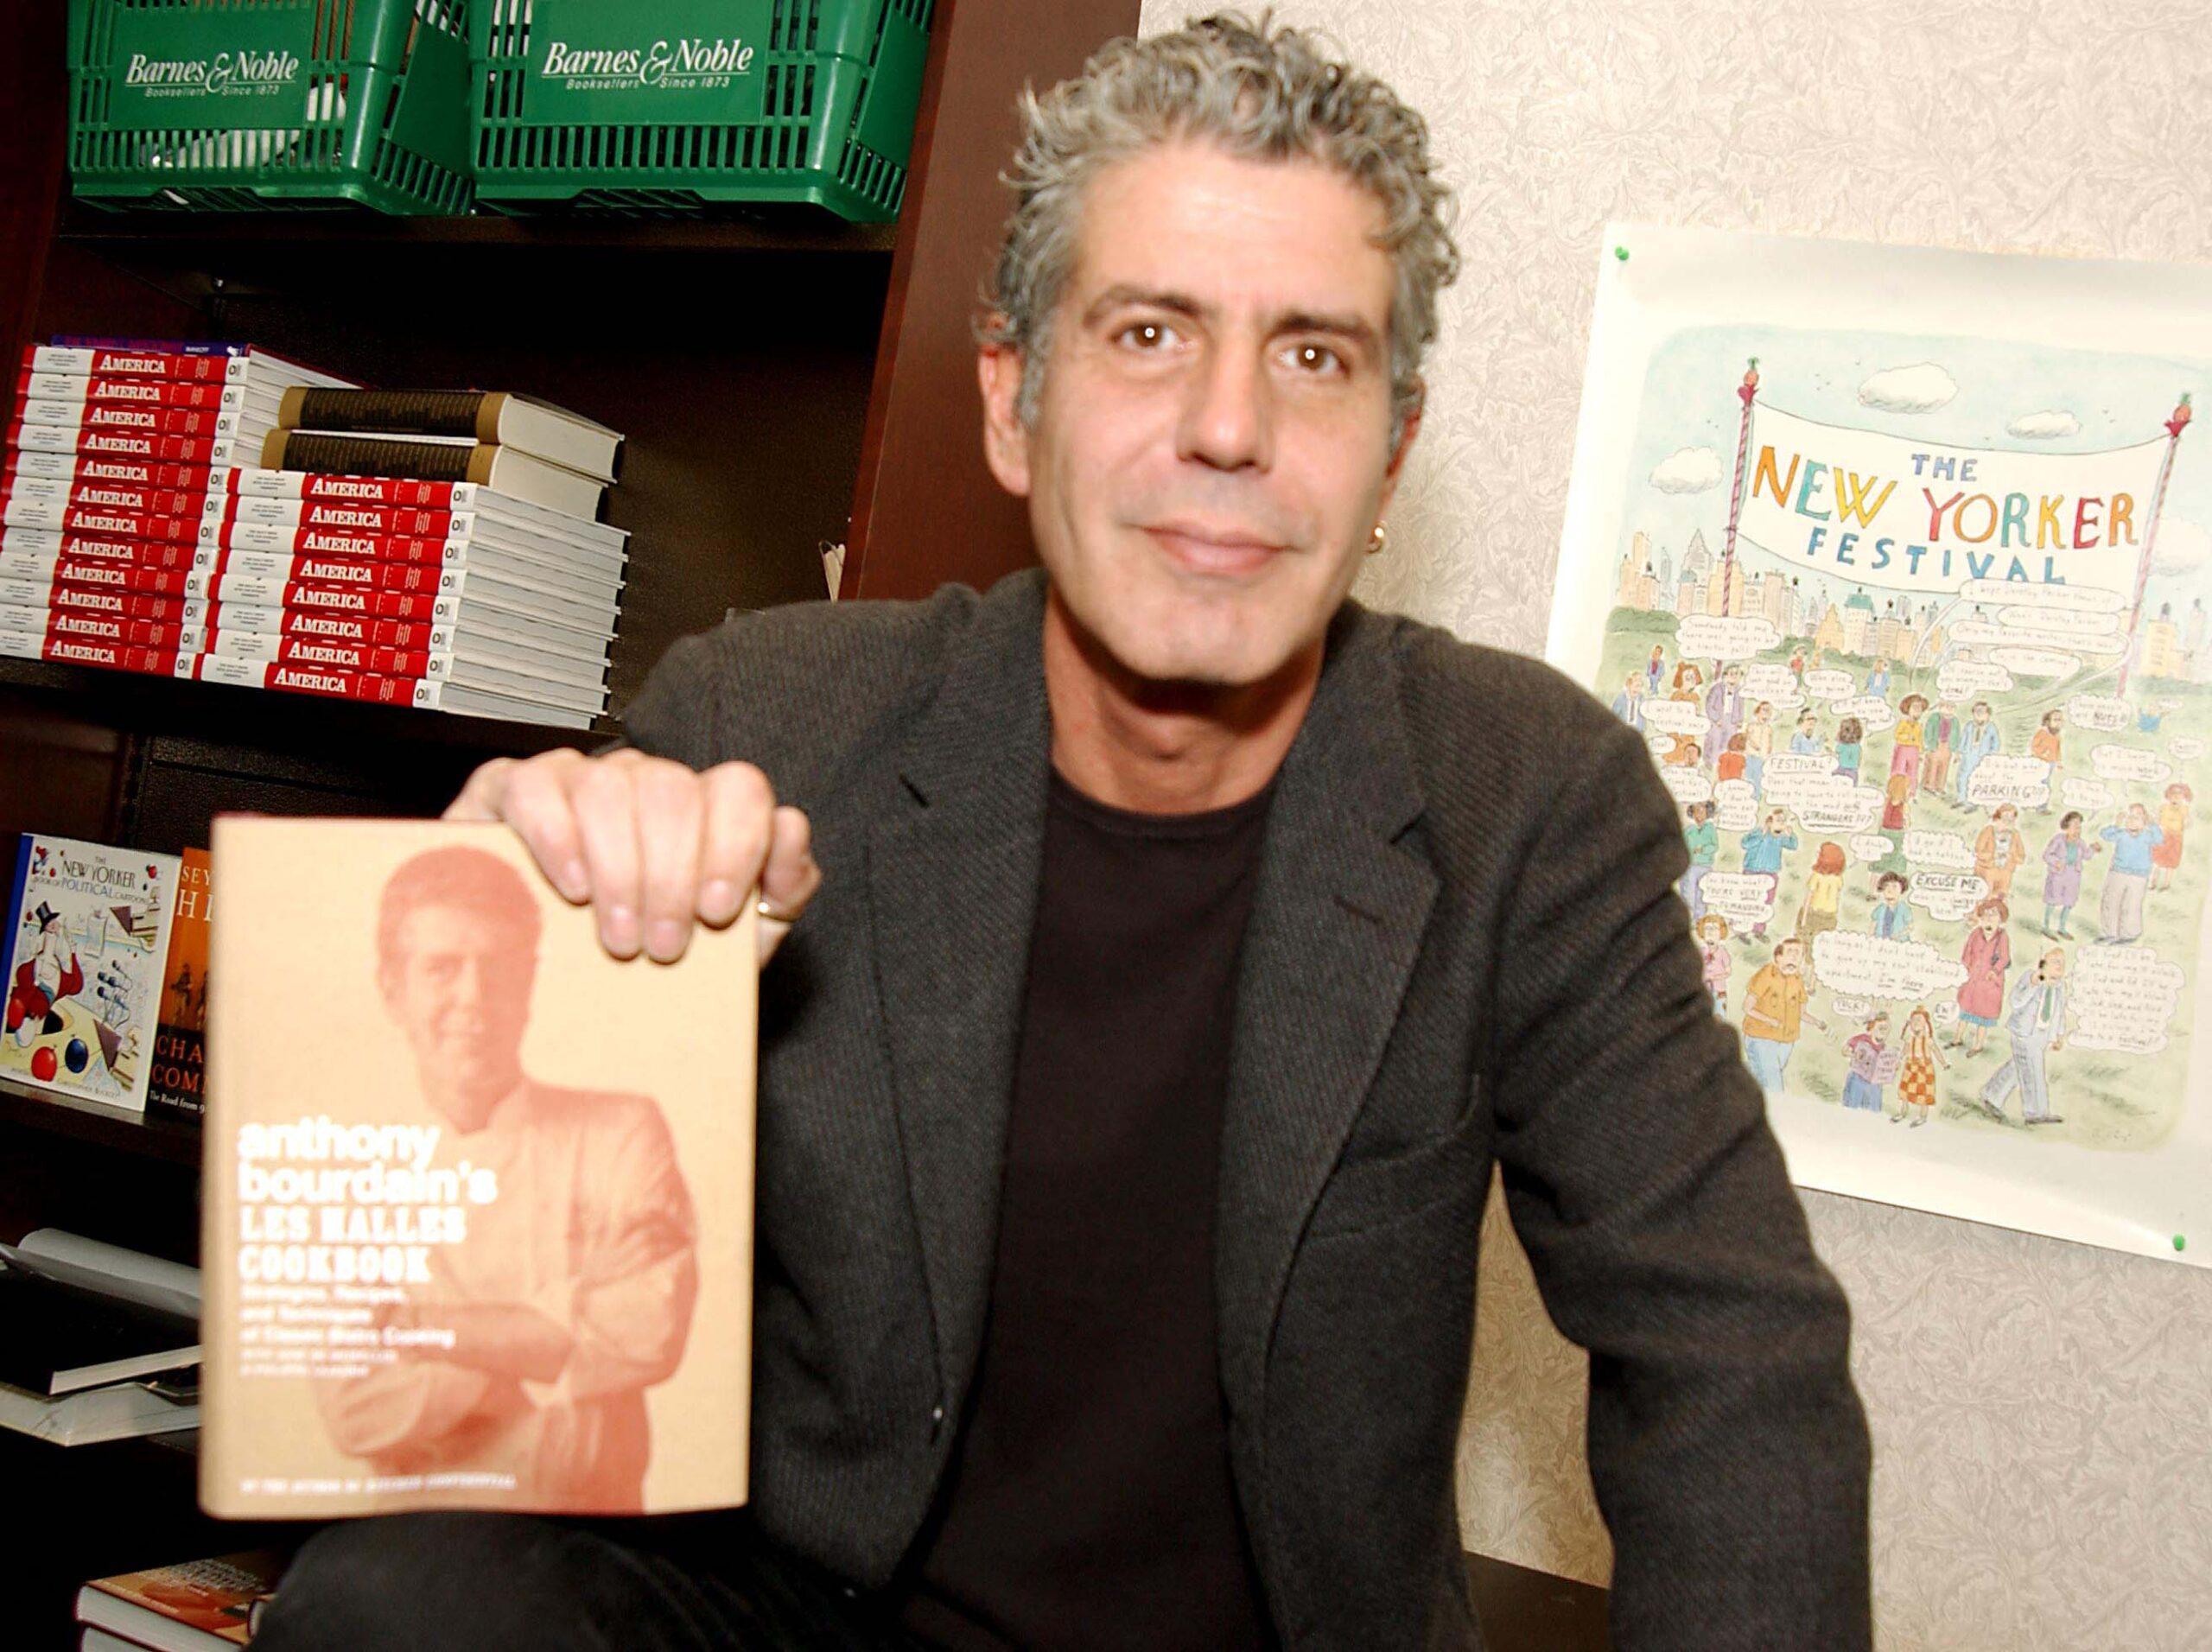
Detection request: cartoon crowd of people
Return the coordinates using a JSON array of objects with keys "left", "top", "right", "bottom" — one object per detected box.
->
[{"left": 1621, "top": 637, "right": 2196, "bottom": 1133}]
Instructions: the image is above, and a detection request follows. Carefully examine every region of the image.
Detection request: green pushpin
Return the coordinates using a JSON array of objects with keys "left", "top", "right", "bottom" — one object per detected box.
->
[
  {"left": 2176, "top": 1234, "right": 2187, "bottom": 1253},
  {"left": 1614, "top": 245, "right": 1630, "bottom": 261}
]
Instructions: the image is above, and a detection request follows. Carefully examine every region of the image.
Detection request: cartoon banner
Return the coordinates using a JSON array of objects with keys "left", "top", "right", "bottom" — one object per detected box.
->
[
  {"left": 1549, "top": 224, "right": 2211, "bottom": 1268},
  {"left": 1737, "top": 405, "right": 2170, "bottom": 598}
]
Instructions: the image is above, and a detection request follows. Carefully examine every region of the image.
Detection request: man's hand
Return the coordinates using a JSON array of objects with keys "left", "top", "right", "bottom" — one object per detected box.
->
[{"left": 445, "top": 748, "right": 822, "bottom": 964}]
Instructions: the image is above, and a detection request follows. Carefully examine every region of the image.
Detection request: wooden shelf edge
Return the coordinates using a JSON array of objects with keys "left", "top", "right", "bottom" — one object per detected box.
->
[
  {"left": 0, "top": 1071, "right": 202, "bottom": 1166},
  {"left": 0, "top": 656, "right": 617, "bottom": 757},
  {"left": 57, "top": 204, "right": 902, "bottom": 257}
]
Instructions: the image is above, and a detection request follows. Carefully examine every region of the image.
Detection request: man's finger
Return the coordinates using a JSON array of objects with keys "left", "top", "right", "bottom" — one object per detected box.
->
[
  {"left": 634, "top": 756, "right": 706, "bottom": 963},
  {"left": 570, "top": 755, "right": 645, "bottom": 957},
  {"left": 494, "top": 752, "right": 593, "bottom": 903},
  {"left": 696, "top": 762, "right": 777, "bottom": 927}
]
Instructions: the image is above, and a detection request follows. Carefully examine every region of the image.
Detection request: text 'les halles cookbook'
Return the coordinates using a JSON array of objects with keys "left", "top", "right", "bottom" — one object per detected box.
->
[{"left": 202, "top": 819, "right": 756, "bottom": 1519}]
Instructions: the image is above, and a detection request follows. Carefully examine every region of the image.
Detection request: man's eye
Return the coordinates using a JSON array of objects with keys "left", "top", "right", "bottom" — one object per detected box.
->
[
  {"left": 1284, "top": 341, "right": 1344, "bottom": 375},
  {"left": 1116, "top": 321, "right": 1179, "bottom": 351}
]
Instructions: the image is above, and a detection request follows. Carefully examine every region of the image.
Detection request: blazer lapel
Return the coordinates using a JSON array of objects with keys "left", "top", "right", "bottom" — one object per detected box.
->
[
  {"left": 1215, "top": 607, "right": 1438, "bottom": 1416},
  {"left": 868, "top": 574, "right": 1052, "bottom": 1413}
]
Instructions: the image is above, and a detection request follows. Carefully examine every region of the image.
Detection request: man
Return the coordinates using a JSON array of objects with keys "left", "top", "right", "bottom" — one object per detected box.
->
[
  {"left": 1610, "top": 670, "right": 1644, "bottom": 729},
  {"left": 1703, "top": 662, "right": 1745, "bottom": 760},
  {"left": 1870, "top": 871, "right": 1912, "bottom": 940},
  {"left": 260, "top": 14, "right": 1869, "bottom": 1649},
  {"left": 1953, "top": 699, "right": 2001, "bottom": 804},
  {"left": 1978, "top": 947, "right": 2069, "bottom": 1125},
  {"left": 1920, "top": 699, "right": 1958, "bottom": 798},
  {"left": 313, "top": 845, "right": 699, "bottom": 1514},
  {"left": 1740, "top": 936, "right": 1828, "bottom": 1093},
  {"left": 2096, "top": 801, "right": 2164, "bottom": 944},
  {"left": 1738, "top": 806, "right": 1798, "bottom": 939}
]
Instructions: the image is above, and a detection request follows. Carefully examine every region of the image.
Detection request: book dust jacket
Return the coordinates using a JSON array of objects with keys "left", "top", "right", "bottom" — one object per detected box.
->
[
  {"left": 201, "top": 819, "right": 756, "bottom": 1518},
  {"left": 3, "top": 833, "right": 181, "bottom": 1111}
]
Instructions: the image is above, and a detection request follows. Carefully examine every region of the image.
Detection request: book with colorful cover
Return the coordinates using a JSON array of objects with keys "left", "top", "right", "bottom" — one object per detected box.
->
[
  {"left": 201, "top": 819, "right": 756, "bottom": 1516},
  {"left": 149, "top": 847, "right": 212, "bottom": 1121},
  {"left": 75, "top": 1550, "right": 284, "bottom": 1648},
  {"left": 3, "top": 834, "right": 181, "bottom": 1111}
]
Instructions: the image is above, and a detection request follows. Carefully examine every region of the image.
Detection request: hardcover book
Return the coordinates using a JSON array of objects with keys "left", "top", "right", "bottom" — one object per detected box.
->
[
  {"left": 276, "top": 387, "right": 623, "bottom": 481},
  {"left": 201, "top": 819, "right": 755, "bottom": 1515},
  {"left": 149, "top": 847, "right": 213, "bottom": 1121},
  {"left": 3, "top": 833, "right": 181, "bottom": 1111},
  {"left": 76, "top": 1550, "right": 283, "bottom": 1649}
]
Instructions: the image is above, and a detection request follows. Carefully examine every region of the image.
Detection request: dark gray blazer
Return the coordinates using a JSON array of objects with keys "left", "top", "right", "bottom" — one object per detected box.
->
[{"left": 623, "top": 569, "right": 1872, "bottom": 1650}]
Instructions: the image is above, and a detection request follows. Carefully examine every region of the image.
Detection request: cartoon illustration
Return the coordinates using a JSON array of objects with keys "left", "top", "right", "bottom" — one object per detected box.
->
[
  {"left": 1976, "top": 948, "right": 2071, "bottom": 1126},
  {"left": 1570, "top": 317, "right": 2205, "bottom": 1164},
  {"left": 2152, "top": 782, "right": 2190, "bottom": 892},
  {"left": 1893, "top": 1006, "right": 1946, "bottom": 1127},
  {"left": 2039, "top": 812, "right": 2101, "bottom": 937},
  {"left": 1696, "top": 913, "right": 1732, "bottom": 1013},
  {"left": 1953, "top": 898, "right": 2013, "bottom": 1055},
  {"left": 1871, "top": 871, "right": 1913, "bottom": 940},
  {"left": 1840, "top": 1011, "right": 1894, "bottom": 1114},
  {"left": 6, "top": 901, "right": 82, "bottom": 1048},
  {"left": 2095, "top": 803, "right": 2164, "bottom": 944},
  {"left": 1552, "top": 232, "right": 2209, "bottom": 1260}
]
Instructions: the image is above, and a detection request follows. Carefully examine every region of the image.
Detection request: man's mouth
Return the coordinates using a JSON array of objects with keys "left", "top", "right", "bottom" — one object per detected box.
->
[{"left": 1143, "top": 523, "right": 1283, "bottom": 577}]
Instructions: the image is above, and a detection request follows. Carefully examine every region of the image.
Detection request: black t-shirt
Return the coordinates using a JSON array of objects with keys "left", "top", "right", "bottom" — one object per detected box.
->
[{"left": 893, "top": 769, "right": 1278, "bottom": 1651}]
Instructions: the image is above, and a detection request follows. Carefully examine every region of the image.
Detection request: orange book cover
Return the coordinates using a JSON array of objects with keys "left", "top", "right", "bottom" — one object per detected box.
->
[
  {"left": 79, "top": 1550, "right": 283, "bottom": 1646},
  {"left": 149, "top": 844, "right": 211, "bottom": 1119},
  {"left": 200, "top": 818, "right": 755, "bottom": 1518}
]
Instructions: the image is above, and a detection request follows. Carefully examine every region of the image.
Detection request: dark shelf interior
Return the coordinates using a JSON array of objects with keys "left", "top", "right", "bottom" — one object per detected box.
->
[{"left": 0, "top": 1071, "right": 200, "bottom": 1167}]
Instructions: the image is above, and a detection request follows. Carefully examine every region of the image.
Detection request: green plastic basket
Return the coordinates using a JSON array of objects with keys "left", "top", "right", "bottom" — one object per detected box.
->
[
  {"left": 67, "top": 0, "right": 474, "bottom": 215},
  {"left": 467, "top": 0, "right": 932, "bottom": 220}
]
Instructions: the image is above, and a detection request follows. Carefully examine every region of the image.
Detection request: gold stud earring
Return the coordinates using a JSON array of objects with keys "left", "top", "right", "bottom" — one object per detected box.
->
[{"left": 1368, "top": 521, "right": 1389, "bottom": 556}]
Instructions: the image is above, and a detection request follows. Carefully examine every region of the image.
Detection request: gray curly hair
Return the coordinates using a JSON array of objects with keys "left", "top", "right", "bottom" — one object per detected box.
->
[{"left": 980, "top": 10, "right": 1460, "bottom": 448}]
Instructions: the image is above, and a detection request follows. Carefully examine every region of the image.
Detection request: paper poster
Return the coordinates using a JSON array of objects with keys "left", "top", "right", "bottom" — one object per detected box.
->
[{"left": 1548, "top": 224, "right": 2210, "bottom": 1267}]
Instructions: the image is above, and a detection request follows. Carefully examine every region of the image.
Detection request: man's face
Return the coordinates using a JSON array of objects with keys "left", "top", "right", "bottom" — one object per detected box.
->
[
  {"left": 380, "top": 904, "right": 533, "bottom": 1115},
  {"left": 1777, "top": 944, "right": 1803, "bottom": 975},
  {"left": 2127, "top": 804, "right": 2149, "bottom": 830},
  {"left": 979, "top": 140, "right": 1412, "bottom": 689}
]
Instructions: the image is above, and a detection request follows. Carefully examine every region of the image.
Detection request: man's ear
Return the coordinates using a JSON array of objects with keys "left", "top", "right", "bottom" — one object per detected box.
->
[
  {"left": 977, "top": 335, "right": 1033, "bottom": 499},
  {"left": 1374, "top": 376, "right": 1425, "bottom": 517}
]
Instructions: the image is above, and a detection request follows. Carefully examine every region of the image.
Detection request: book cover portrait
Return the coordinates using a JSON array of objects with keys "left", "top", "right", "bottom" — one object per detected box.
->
[{"left": 203, "top": 820, "right": 756, "bottom": 1518}]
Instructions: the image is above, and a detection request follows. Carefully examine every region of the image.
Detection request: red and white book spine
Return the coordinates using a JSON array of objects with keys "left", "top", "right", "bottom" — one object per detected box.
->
[
  {"left": 4, "top": 423, "right": 251, "bottom": 465},
  {"left": 12, "top": 397, "right": 241, "bottom": 441},
  {"left": 0, "top": 630, "right": 184, "bottom": 674},
  {"left": 200, "top": 520, "right": 460, "bottom": 567},
  {"left": 0, "top": 473, "right": 209, "bottom": 518},
  {"left": 12, "top": 370, "right": 237, "bottom": 410},
  {"left": 194, "top": 607, "right": 435, "bottom": 649},
  {"left": 3, "top": 450, "right": 213, "bottom": 491},
  {"left": 0, "top": 578, "right": 203, "bottom": 623},
  {"left": 191, "top": 655, "right": 435, "bottom": 708},
  {"left": 2, "top": 499, "right": 205, "bottom": 541},
  {"left": 0, "top": 606, "right": 206, "bottom": 651},
  {"left": 0, "top": 557, "right": 199, "bottom": 597},
  {"left": 0, "top": 531, "right": 202, "bottom": 569},
  {"left": 225, "top": 469, "right": 463, "bottom": 507},
  {"left": 215, "top": 496, "right": 461, "bottom": 538},
  {"left": 18, "top": 344, "right": 333, "bottom": 385},
  {"left": 194, "top": 544, "right": 447, "bottom": 590},
  {"left": 193, "top": 577, "right": 448, "bottom": 621},
  {"left": 201, "top": 627, "right": 433, "bottom": 677}
]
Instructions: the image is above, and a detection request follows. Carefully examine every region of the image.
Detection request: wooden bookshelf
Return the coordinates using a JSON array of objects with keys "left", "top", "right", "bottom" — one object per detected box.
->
[{"left": 0, "top": 2, "right": 1141, "bottom": 1642}]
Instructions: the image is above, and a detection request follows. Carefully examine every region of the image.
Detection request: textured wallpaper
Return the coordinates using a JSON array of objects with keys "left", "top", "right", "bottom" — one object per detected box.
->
[{"left": 1122, "top": 3, "right": 2212, "bottom": 1645}]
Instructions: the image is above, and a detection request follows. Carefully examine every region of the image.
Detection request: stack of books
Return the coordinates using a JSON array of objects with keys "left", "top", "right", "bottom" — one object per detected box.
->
[
  {"left": 77, "top": 1552, "right": 283, "bottom": 1651},
  {"left": 1, "top": 340, "right": 625, "bottom": 730},
  {"left": 1, "top": 339, "right": 351, "bottom": 677},
  {"left": 0, "top": 1229, "right": 200, "bottom": 1448}
]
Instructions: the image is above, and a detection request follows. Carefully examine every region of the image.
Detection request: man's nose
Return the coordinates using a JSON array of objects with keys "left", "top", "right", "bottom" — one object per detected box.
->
[
  {"left": 449, "top": 957, "right": 488, "bottom": 1005},
  {"left": 1176, "top": 338, "right": 1272, "bottom": 472}
]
